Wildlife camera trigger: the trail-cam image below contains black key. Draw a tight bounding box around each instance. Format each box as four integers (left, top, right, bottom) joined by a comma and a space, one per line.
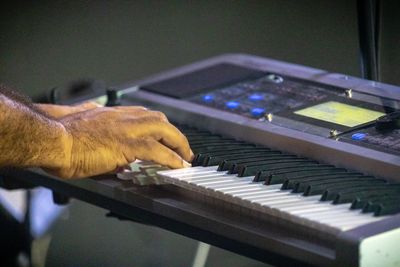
190, 139, 236, 146
182, 131, 211, 136
193, 145, 262, 165
323, 184, 398, 201
254, 162, 324, 182
237, 158, 309, 177
204, 150, 279, 167
203, 147, 274, 166
268, 167, 345, 185
334, 185, 400, 204
282, 172, 362, 190
375, 202, 400, 216
228, 155, 299, 174
198, 147, 270, 159
304, 177, 385, 196
332, 184, 400, 204
192, 143, 254, 154
218, 153, 291, 171
187, 136, 227, 142
289, 173, 365, 192
351, 193, 400, 210
197, 143, 254, 151
193, 147, 260, 166
362, 196, 400, 213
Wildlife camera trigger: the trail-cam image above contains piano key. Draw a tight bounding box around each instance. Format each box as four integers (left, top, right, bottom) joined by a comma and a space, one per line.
351, 194, 388, 210
188, 137, 235, 144
226, 184, 282, 196
282, 173, 363, 191
190, 140, 242, 147
210, 174, 364, 217
236, 158, 309, 176
192, 146, 260, 165
159, 166, 218, 176
175, 128, 397, 228
203, 150, 278, 167
255, 195, 322, 206
195, 177, 253, 188
260, 198, 382, 228
321, 185, 391, 202
353, 192, 400, 210
293, 175, 378, 193
363, 196, 400, 213
187, 135, 227, 142
304, 178, 385, 196
192, 144, 255, 154
196, 147, 271, 159
229, 155, 299, 171
333, 184, 400, 205
219, 153, 294, 172
267, 167, 346, 185
179, 173, 230, 182
255, 162, 324, 183
374, 203, 400, 216
157, 166, 385, 232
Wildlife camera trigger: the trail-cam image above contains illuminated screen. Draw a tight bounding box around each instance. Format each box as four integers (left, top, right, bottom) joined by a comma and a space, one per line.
294, 101, 385, 127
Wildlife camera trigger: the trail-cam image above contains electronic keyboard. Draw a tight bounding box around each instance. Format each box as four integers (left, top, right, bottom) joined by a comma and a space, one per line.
4, 54, 399, 267
112, 54, 400, 267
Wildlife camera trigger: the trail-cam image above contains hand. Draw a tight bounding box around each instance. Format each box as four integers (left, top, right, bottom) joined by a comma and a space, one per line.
47, 106, 193, 179
36, 101, 101, 118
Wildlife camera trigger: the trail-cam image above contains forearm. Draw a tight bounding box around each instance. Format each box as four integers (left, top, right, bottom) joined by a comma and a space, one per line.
0, 94, 71, 170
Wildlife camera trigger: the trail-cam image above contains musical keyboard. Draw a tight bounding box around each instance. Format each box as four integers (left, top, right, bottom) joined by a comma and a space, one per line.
158, 127, 394, 235
113, 54, 400, 266
3, 54, 399, 267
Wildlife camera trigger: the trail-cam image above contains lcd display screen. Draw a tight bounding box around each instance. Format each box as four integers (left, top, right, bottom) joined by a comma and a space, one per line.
294, 101, 385, 127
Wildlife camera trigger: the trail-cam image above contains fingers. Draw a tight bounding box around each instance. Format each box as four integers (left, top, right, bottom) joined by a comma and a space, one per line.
131, 118, 192, 162
125, 109, 169, 122
157, 123, 193, 162
65, 105, 193, 166
124, 138, 191, 169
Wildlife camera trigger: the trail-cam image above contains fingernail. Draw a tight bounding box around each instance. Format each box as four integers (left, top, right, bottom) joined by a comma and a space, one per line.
189, 150, 195, 161
183, 160, 192, 168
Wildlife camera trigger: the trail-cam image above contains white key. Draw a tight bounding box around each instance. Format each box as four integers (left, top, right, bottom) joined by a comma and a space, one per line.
157, 167, 386, 233
158, 166, 218, 177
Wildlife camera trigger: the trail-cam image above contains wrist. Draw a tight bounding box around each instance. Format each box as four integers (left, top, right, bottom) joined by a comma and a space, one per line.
32, 119, 73, 172
53, 121, 73, 170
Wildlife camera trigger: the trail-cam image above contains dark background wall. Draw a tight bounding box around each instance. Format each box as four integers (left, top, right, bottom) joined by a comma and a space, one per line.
1, 1, 399, 266
0, 0, 400, 95
2, 0, 398, 98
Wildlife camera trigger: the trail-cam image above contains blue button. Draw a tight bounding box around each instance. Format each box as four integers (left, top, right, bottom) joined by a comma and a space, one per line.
202, 94, 214, 102
251, 108, 265, 117
248, 94, 264, 101
351, 132, 366, 140
226, 101, 240, 109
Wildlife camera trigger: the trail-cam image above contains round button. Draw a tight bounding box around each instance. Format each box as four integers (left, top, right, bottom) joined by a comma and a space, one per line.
202, 94, 214, 103
251, 108, 265, 117
351, 132, 366, 141
248, 94, 263, 101
226, 101, 240, 109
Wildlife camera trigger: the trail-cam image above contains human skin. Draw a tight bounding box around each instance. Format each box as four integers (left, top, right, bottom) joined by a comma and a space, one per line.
0, 91, 193, 179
